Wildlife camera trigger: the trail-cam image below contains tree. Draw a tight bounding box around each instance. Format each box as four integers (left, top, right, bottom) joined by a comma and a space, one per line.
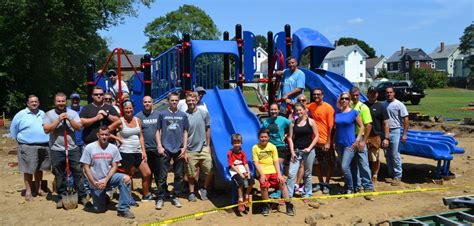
459, 23, 474, 75
144, 4, 220, 55
410, 68, 447, 89
337, 37, 376, 58
0, 1, 152, 114
255, 35, 268, 50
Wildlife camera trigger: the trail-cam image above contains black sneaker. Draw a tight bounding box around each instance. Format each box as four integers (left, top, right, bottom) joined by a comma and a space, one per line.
117, 211, 135, 219
286, 202, 295, 216
262, 204, 270, 216
56, 200, 63, 209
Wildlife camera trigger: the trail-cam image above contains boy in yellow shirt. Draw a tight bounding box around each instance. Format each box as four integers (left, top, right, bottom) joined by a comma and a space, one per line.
252, 128, 294, 216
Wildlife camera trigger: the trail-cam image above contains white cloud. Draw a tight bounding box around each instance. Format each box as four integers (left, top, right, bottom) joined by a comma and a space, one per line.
347, 17, 364, 24
401, 19, 435, 31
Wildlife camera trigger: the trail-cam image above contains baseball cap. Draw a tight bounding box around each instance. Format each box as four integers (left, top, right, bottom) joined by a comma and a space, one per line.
367, 86, 377, 93
70, 93, 80, 99
195, 87, 206, 94
107, 69, 117, 76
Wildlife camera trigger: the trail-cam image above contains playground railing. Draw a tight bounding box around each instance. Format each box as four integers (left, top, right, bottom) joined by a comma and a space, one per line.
151, 45, 183, 104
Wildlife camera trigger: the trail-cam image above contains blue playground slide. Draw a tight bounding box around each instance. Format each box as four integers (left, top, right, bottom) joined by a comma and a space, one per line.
203, 87, 260, 182
301, 68, 367, 109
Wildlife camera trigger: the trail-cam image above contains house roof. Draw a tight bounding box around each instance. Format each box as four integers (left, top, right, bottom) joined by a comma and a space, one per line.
405, 48, 432, 61
387, 48, 432, 62
256, 47, 268, 57
366, 57, 385, 68
429, 44, 459, 59
113, 54, 145, 68
324, 44, 369, 59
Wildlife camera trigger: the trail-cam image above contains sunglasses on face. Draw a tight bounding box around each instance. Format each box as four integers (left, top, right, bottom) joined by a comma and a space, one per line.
313, 93, 322, 96
92, 93, 104, 96
104, 98, 112, 101
298, 99, 306, 102
340, 97, 350, 101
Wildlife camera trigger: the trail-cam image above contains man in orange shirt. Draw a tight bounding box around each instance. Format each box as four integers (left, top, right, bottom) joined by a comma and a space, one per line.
306, 88, 335, 194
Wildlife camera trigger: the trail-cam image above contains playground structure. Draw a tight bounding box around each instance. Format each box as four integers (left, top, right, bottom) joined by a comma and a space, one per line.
87, 24, 464, 188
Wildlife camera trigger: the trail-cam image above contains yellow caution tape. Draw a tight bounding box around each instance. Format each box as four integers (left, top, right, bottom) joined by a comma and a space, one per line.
143, 186, 471, 226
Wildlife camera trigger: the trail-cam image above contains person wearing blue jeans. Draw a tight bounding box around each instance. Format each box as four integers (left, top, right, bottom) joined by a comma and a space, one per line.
383, 87, 409, 186
333, 92, 364, 194
349, 87, 373, 193
286, 103, 319, 199
80, 126, 135, 219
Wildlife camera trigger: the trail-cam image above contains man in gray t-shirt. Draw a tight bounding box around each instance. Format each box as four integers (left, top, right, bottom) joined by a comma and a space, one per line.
43, 92, 86, 208
382, 87, 409, 186
80, 126, 135, 219
184, 92, 212, 201
155, 92, 189, 209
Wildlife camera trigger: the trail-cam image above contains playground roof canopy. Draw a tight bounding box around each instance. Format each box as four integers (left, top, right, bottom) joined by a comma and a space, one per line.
191, 40, 240, 64
292, 28, 335, 67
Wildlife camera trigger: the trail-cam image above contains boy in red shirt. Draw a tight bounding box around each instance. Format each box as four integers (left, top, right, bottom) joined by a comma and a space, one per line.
228, 133, 254, 212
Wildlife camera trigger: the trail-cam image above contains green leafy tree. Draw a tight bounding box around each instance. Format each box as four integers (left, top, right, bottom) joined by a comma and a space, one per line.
255, 35, 268, 50
144, 4, 220, 55
410, 68, 447, 89
337, 37, 376, 58
376, 68, 389, 79
0, 1, 152, 114
459, 23, 474, 75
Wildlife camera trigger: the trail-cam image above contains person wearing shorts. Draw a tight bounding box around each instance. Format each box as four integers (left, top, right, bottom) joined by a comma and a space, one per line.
108, 101, 151, 203
307, 88, 335, 194
228, 133, 254, 212
184, 92, 213, 202
252, 128, 294, 217
365, 86, 390, 182
10, 95, 50, 201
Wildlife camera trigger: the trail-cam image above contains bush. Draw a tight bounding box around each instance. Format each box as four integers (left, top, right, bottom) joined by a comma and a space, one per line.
410, 68, 447, 89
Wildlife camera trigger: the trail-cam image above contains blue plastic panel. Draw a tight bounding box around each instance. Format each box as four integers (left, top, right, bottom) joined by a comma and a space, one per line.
292, 28, 335, 68
243, 31, 256, 82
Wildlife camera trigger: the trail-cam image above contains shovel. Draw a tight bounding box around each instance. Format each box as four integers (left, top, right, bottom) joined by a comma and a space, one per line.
62, 119, 78, 210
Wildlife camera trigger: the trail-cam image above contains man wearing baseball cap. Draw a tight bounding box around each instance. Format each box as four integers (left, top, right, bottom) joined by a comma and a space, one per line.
364, 87, 389, 183
177, 87, 208, 112
107, 69, 129, 101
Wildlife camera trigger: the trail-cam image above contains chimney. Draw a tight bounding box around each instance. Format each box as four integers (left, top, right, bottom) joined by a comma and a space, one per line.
400, 46, 404, 55
334, 40, 338, 47
440, 42, 445, 52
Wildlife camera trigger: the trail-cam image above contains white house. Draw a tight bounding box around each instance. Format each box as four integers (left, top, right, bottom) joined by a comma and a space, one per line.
322, 44, 369, 83
254, 47, 268, 80
366, 56, 387, 79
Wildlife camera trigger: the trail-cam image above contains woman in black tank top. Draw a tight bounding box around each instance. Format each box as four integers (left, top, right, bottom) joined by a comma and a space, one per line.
287, 103, 319, 199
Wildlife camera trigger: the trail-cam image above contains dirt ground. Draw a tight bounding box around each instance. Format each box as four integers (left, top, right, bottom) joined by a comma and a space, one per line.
0, 123, 473, 226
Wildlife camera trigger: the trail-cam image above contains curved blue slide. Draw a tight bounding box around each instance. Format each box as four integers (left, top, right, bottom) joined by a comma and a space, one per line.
301, 68, 367, 109
202, 87, 260, 182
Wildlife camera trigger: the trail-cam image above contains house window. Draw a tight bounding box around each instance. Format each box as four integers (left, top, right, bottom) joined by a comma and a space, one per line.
405, 61, 409, 68
426, 62, 430, 65
257, 52, 261, 58
360, 73, 363, 77
360, 60, 363, 65
332, 64, 336, 67
431, 62, 436, 69
415, 61, 420, 68
398, 63, 401, 70
389, 63, 394, 71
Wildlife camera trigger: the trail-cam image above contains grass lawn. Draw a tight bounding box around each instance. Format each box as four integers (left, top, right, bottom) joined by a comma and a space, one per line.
242, 87, 474, 121
406, 88, 473, 121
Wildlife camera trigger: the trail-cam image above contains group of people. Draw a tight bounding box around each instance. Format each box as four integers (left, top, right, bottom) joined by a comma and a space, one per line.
9, 57, 409, 219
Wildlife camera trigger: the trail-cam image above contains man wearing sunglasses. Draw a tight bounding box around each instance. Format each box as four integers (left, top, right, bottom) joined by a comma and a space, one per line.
107, 69, 129, 101
306, 88, 335, 194
80, 86, 119, 145
275, 56, 305, 108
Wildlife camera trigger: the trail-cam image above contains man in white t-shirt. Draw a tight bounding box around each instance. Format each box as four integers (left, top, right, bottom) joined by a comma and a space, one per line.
107, 69, 129, 100
178, 86, 208, 112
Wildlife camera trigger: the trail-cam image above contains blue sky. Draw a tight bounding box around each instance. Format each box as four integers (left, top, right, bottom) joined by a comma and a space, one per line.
99, 0, 473, 57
